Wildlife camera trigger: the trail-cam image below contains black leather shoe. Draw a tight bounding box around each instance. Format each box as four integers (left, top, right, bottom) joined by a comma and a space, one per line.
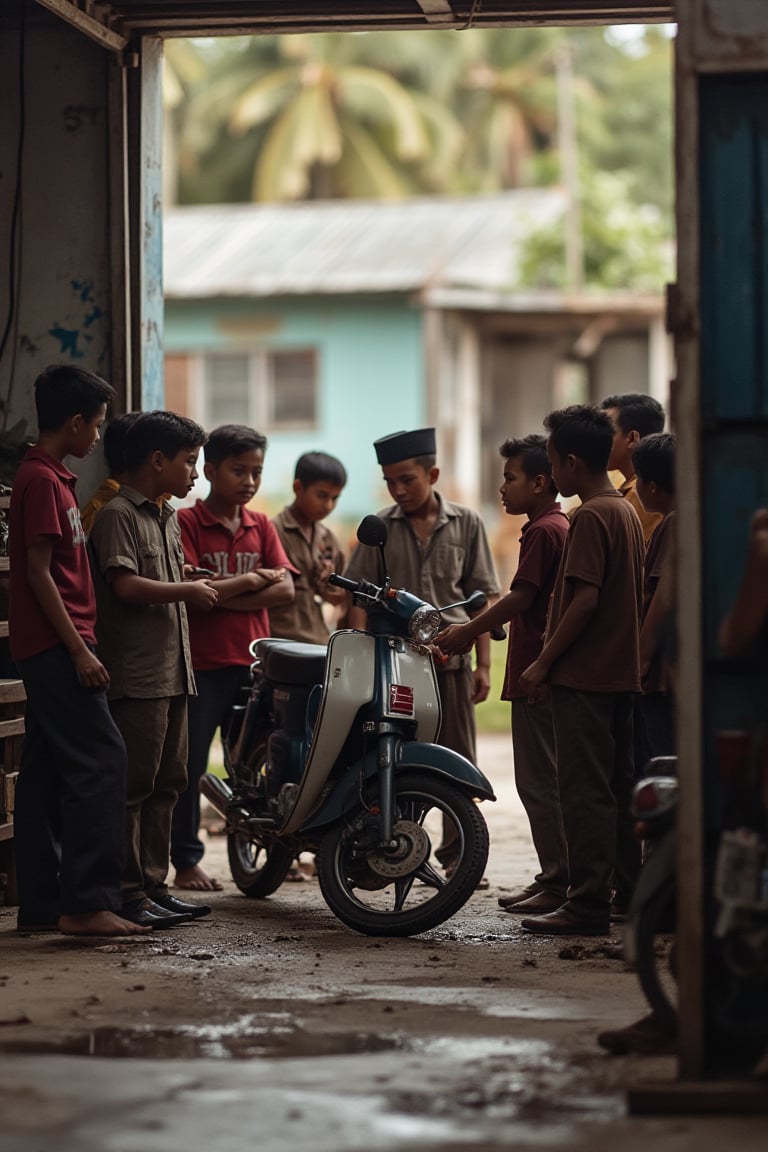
121, 898, 193, 929
520, 904, 610, 936
151, 893, 211, 919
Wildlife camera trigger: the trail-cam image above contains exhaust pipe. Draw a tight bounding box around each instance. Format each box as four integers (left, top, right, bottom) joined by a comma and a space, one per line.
200, 773, 234, 819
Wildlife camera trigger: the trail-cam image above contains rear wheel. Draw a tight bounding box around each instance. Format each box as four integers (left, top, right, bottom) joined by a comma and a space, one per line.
316, 771, 489, 936
225, 738, 294, 898
227, 834, 294, 898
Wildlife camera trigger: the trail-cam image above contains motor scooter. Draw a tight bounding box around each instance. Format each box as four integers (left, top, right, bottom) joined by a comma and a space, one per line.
201, 514, 496, 937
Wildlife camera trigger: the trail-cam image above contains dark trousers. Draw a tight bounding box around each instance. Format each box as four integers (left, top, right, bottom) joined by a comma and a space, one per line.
550, 685, 641, 915
511, 696, 568, 896
435, 660, 478, 868
14, 645, 126, 920
110, 694, 188, 902
171, 666, 251, 872
635, 691, 676, 775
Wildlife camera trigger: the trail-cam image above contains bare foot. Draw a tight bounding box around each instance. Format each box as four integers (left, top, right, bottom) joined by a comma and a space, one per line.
58, 910, 152, 936
173, 865, 223, 892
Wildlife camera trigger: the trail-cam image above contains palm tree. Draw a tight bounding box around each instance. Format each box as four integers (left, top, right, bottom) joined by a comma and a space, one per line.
226, 33, 464, 201
456, 27, 562, 190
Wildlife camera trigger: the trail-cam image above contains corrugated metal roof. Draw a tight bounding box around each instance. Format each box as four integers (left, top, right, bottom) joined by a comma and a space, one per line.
163, 191, 567, 298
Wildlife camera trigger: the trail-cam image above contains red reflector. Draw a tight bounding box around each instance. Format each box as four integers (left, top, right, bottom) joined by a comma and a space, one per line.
633, 783, 660, 813
389, 684, 415, 715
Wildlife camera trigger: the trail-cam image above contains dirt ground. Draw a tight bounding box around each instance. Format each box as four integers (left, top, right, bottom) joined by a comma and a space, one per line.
0, 734, 766, 1151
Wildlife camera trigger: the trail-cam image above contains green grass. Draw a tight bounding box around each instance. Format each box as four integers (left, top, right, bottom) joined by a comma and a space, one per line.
474, 638, 512, 734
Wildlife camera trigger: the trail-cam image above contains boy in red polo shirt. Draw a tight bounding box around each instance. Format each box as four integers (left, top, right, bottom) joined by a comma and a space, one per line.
9, 365, 149, 936
173, 424, 296, 891
435, 435, 569, 913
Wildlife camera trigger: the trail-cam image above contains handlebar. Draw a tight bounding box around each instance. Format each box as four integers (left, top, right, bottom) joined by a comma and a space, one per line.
327, 573, 360, 593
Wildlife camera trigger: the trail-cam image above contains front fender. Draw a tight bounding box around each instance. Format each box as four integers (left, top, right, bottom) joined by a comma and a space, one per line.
397, 742, 496, 801
302, 742, 495, 833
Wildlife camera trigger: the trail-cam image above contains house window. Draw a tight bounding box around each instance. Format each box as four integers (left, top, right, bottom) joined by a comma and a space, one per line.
202, 349, 318, 431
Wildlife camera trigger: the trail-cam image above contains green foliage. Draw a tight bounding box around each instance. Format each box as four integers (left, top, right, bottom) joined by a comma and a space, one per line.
519, 169, 673, 291
164, 25, 675, 288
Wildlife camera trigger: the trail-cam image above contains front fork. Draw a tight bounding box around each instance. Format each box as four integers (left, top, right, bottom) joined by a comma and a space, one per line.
375, 728, 400, 848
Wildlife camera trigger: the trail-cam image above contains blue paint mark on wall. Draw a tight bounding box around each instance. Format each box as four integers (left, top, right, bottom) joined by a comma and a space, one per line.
71, 278, 96, 304
48, 324, 84, 358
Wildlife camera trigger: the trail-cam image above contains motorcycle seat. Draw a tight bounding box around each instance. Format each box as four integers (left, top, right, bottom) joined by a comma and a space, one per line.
255, 639, 328, 686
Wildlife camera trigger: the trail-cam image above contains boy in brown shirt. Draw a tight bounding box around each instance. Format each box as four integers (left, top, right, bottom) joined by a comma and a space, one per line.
600, 392, 665, 543
519, 405, 644, 936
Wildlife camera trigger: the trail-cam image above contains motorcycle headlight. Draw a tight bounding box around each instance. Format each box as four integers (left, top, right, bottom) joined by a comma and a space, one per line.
408, 605, 442, 645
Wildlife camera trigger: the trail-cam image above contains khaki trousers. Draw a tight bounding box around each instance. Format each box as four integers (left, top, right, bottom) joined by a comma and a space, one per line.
110, 694, 188, 903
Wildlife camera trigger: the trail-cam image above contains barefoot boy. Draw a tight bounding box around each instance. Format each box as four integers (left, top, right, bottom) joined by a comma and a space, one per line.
10, 365, 149, 936
519, 405, 644, 936
436, 435, 569, 913
89, 411, 219, 927
173, 424, 296, 892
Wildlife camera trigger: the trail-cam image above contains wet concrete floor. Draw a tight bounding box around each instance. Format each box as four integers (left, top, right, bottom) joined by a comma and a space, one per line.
0, 735, 766, 1151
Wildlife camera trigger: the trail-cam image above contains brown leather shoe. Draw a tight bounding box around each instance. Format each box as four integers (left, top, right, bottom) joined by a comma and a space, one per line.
520, 904, 610, 936
500, 891, 565, 915
597, 1012, 676, 1055
497, 884, 540, 910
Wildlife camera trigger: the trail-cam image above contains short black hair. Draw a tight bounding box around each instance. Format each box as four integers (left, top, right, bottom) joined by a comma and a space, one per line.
500, 434, 557, 495
632, 432, 676, 494
102, 412, 142, 475
544, 405, 614, 473
124, 411, 206, 472
600, 393, 665, 438
34, 365, 114, 432
204, 424, 268, 465
295, 451, 347, 488
413, 455, 437, 470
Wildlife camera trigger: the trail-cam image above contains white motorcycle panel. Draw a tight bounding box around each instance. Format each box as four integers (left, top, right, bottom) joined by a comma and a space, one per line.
280, 630, 376, 835
387, 644, 441, 743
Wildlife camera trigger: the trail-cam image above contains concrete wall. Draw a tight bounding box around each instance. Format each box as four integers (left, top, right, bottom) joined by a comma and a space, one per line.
0, 16, 113, 492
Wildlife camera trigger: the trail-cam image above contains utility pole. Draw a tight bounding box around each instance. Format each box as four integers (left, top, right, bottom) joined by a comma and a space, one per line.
556, 38, 584, 291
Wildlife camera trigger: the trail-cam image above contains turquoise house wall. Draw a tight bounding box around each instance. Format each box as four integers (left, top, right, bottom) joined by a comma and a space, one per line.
164, 294, 425, 528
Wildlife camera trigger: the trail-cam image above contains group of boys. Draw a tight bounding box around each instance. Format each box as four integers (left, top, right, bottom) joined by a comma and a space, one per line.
9, 361, 676, 945
10, 366, 348, 934
438, 395, 676, 937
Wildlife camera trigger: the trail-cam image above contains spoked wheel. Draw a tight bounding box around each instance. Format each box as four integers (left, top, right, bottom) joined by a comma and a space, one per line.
316, 771, 489, 936
227, 834, 294, 898
635, 878, 678, 1032
225, 739, 294, 898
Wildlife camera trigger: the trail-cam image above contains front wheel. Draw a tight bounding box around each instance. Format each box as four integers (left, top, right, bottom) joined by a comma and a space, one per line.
316, 771, 489, 936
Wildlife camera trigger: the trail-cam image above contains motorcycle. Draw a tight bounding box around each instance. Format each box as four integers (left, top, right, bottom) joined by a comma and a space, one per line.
201, 513, 496, 937
623, 758, 679, 1033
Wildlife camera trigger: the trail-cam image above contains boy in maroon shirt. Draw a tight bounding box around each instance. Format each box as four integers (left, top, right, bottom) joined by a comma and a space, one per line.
436, 435, 569, 912
519, 404, 644, 936
173, 424, 296, 891
9, 365, 148, 936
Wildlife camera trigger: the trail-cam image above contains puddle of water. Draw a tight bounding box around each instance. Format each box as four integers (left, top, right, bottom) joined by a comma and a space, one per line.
295, 982, 595, 1021
0, 1018, 404, 1061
